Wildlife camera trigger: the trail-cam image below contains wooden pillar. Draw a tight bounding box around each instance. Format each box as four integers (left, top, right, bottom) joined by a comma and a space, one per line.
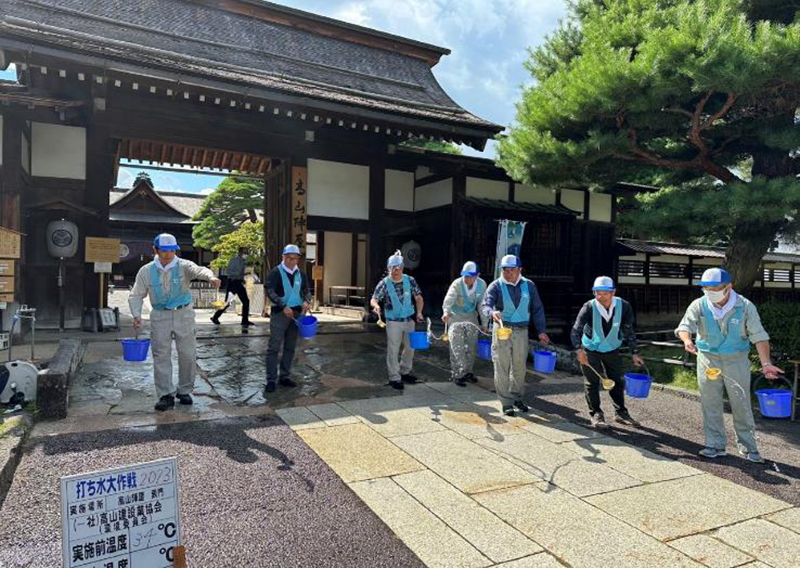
450, 172, 466, 279
1, 114, 23, 232
82, 125, 117, 309
508, 180, 515, 203
687, 257, 694, 286
367, 162, 386, 292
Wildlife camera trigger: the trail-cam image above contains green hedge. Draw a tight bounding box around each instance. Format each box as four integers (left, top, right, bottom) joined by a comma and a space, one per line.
754, 301, 800, 363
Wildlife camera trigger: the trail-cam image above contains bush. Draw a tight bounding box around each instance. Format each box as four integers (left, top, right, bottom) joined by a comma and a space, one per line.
753, 301, 800, 363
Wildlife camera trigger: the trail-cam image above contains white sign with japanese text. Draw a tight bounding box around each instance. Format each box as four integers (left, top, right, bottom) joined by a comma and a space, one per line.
61, 457, 181, 568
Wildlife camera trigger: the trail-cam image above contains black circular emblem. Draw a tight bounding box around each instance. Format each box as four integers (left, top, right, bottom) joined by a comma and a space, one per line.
51, 229, 73, 247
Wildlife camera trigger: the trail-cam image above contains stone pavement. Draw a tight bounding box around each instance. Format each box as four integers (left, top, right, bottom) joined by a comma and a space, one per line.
278, 381, 800, 568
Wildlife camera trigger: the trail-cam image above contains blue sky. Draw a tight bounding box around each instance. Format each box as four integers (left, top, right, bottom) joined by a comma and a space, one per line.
3, 1, 569, 194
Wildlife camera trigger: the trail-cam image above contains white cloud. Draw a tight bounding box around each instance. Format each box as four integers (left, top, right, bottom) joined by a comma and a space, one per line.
198, 187, 216, 195
116, 168, 136, 188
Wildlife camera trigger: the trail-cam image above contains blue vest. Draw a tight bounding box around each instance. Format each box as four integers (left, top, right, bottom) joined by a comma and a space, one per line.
500, 279, 530, 324
582, 297, 623, 352
150, 262, 192, 310
452, 278, 486, 313
384, 276, 414, 320
696, 299, 750, 354
279, 267, 303, 308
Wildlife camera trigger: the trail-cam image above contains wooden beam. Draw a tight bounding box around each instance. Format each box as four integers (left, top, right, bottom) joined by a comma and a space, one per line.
160, 143, 168, 164
415, 172, 451, 188
240, 154, 249, 172
182, 146, 190, 166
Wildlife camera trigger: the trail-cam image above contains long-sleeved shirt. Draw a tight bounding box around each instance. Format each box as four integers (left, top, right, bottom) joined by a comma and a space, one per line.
372, 276, 422, 320
675, 295, 769, 344
442, 277, 488, 326
227, 256, 246, 280
481, 277, 546, 333
265, 266, 312, 315
129, 258, 214, 318
571, 298, 638, 354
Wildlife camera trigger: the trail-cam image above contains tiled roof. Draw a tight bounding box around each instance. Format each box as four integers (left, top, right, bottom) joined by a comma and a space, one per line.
464, 197, 576, 217
618, 239, 800, 264
1, 0, 501, 144
109, 187, 206, 219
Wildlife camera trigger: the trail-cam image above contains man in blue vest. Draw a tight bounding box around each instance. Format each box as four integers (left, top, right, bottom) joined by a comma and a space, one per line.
370, 250, 425, 390
129, 233, 220, 411
572, 276, 644, 429
265, 244, 312, 394
676, 268, 783, 463
442, 261, 488, 386
482, 254, 549, 416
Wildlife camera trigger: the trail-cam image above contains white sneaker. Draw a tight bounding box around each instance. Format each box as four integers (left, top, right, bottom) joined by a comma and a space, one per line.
738, 448, 765, 463
699, 447, 727, 459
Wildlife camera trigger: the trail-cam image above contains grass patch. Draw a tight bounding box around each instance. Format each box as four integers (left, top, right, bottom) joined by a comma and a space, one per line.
631, 344, 699, 392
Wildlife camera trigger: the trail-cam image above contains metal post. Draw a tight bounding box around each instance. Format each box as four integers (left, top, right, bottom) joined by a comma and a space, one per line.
58, 259, 65, 332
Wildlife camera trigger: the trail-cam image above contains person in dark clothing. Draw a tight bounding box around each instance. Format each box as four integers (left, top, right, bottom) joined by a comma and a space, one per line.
571, 276, 644, 429
264, 244, 312, 394
211, 247, 252, 326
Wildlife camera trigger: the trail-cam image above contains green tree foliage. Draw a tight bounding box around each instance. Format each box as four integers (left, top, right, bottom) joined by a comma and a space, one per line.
401, 138, 463, 155
498, 0, 800, 290
192, 175, 264, 250
210, 221, 265, 271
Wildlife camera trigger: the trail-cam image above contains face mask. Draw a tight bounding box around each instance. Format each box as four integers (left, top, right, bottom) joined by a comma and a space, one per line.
704, 288, 728, 303
242, 254, 248, 259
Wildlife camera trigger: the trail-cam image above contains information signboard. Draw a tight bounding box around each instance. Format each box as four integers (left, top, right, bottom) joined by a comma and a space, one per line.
85, 237, 121, 264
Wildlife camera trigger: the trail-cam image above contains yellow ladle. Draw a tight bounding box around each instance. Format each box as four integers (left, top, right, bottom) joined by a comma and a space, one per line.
706, 367, 722, 381
496, 320, 512, 341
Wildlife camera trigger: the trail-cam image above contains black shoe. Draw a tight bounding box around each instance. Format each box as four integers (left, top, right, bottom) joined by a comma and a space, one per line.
503, 406, 516, 417
465, 373, 478, 383
454, 377, 467, 387
241, 321, 255, 327
514, 400, 529, 413
264, 381, 276, 393
278, 377, 297, 388
210, 316, 221, 325
176, 393, 193, 405
388, 380, 405, 391
155, 395, 175, 412
590, 413, 609, 429
615, 411, 640, 427
401, 374, 419, 384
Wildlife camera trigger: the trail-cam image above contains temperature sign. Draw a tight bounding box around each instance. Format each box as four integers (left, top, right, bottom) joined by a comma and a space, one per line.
60, 457, 182, 568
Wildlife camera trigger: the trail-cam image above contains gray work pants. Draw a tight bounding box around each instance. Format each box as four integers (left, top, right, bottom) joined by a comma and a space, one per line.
697, 351, 758, 453
267, 311, 299, 382
448, 312, 480, 379
492, 326, 529, 407
150, 306, 197, 398
386, 320, 415, 382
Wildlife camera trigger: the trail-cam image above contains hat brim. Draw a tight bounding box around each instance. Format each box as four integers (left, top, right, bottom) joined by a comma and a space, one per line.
697, 281, 728, 287
592, 286, 615, 291
156, 244, 180, 251
461, 271, 478, 277
500, 264, 519, 269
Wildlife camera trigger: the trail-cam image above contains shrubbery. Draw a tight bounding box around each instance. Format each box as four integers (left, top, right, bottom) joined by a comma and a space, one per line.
755, 302, 800, 363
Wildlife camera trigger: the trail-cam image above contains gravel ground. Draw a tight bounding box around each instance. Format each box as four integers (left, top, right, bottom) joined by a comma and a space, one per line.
0, 416, 425, 568
524, 372, 800, 506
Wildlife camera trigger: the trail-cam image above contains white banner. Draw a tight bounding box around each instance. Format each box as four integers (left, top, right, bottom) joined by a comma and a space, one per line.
494, 220, 527, 278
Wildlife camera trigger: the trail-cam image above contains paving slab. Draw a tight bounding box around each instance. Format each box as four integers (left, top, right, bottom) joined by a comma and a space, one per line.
349, 477, 491, 568
568, 436, 703, 483
763, 507, 800, 534
668, 534, 754, 568
298, 423, 424, 483
393, 470, 541, 563
715, 519, 800, 568
430, 408, 527, 440
477, 432, 642, 497
517, 420, 605, 444
474, 483, 703, 568
275, 406, 326, 430
494, 553, 567, 568
586, 474, 791, 541
392, 430, 539, 495
305, 402, 359, 426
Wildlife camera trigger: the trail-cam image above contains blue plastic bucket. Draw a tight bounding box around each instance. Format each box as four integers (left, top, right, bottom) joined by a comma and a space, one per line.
533, 350, 556, 374
756, 389, 793, 418
624, 373, 652, 399
477, 339, 492, 361
298, 315, 318, 339
122, 339, 150, 362
409, 331, 429, 350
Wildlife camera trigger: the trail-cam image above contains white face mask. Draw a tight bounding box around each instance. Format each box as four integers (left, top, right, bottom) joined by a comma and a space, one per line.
241, 254, 248, 259
704, 287, 728, 303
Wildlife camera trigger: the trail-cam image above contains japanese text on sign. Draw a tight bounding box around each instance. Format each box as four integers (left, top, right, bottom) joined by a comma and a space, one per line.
61, 457, 181, 568
291, 167, 307, 255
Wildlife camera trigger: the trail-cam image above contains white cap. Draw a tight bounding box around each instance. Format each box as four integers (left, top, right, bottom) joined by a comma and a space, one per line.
153, 233, 180, 251
697, 267, 731, 286
500, 254, 520, 268
387, 250, 404, 268
461, 261, 478, 276
592, 276, 615, 291
282, 244, 301, 256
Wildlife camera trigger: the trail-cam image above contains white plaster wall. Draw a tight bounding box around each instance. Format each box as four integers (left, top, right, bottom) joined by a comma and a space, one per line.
308, 158, 369, 219
618, 276, 645, 284
765, 281, 792, 289
21, 131, 29, 174
323, 231, 353, 303
385, 169, 414, 211
515, 184, 556, 205
415, 178, 452, 211
561, 189, 585, 218
466, 177, 507, 200
589, 193, 613, 223
31, 122, 86, 179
